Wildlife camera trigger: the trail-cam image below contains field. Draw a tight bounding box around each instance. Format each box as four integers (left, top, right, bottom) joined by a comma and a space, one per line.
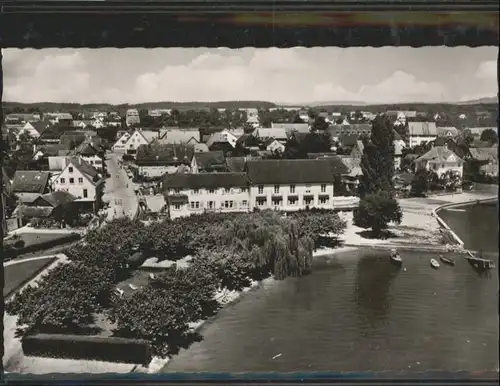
4, 257, 57, 298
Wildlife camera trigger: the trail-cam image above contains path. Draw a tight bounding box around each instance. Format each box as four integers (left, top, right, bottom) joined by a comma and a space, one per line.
102, 152, 139, 220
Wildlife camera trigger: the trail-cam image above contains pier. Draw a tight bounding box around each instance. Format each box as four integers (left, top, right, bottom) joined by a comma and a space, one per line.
464, 251, 496, 270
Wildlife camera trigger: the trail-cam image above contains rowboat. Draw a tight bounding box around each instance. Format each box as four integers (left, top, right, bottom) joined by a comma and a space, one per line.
430, 258, 440, 269
439, 255, 455, 266
390, 249, 403, 266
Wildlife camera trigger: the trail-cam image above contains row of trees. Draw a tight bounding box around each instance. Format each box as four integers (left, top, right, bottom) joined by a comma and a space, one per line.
7, 210, 346, 357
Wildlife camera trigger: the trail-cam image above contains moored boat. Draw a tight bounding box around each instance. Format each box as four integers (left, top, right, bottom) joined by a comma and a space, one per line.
430, 258, 440, 269
390, 249, 403, 266
439, 255, 455, 266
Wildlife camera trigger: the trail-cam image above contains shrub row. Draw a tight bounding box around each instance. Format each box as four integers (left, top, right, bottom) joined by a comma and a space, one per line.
6, 233, 81, 259
22, 333, 152, 365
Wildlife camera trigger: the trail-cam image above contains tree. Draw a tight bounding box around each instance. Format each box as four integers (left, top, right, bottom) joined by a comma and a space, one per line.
311, 116, 329, 131
410, 167, 429, 197
358, 114, 395, 197
480, 128, 498, 144
353, 192, 403, 237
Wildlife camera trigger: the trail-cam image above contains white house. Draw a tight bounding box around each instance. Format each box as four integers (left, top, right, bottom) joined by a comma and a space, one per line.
113, 129, 159, 154
51, 157, 104, 212
252, 127, 288, 143
135, 144, 194, 179
263, 138, 286, 153
205, 129, 241, 149
112, 132, 131, 152
68, 140, 105, 172
162, 173, 251, 219
245, 159, 335, 211
393, 131, 406, 171
271, 122, 310, 136
408, 121, 438, 147
125, 109, 140, 127
20, 121, 50, 139
414, 145, 464, 178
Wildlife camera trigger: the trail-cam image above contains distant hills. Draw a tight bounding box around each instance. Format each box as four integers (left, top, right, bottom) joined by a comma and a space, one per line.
457, 96, 498, 105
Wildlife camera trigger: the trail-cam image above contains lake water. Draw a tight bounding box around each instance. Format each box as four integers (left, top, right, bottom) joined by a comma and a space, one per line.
164, 201, 499, 373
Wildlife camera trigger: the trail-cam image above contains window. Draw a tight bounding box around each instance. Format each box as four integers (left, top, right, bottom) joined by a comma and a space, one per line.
94, 160, 102, 165
272, 197, 283, 206
320, 196, 329, 204
78, 177, 84, 184
258, 185, 264, 194
304, 197, 313, 205
60, 178, 66, 184
69, 178, 75, 184
83, 189, 88, 198
174, 188, 181, 193
193, 189, 200, 195
274, 185, 280, 194
224, 200, 234, 209
224, 188, 231, 194
241, 187, 248, 192
174, 204, 181, 210
288, 197, 298, 205
208, 201, 215, 209
241, 200, 248, 207
68, 167, 74, 173
305, 184, 311, 192
321, 184, 327, 193
89, 160, 94, 165
289, 185, 295, 193
190, 201, 200, 209
256, 198, 267, 207
208, 189, 215, 194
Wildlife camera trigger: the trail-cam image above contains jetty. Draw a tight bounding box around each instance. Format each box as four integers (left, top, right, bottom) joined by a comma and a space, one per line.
464, 250, 496, 270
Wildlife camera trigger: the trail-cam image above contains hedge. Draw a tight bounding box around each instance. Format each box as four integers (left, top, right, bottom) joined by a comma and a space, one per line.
22, 333, 152, 365
4, 232, 81, 259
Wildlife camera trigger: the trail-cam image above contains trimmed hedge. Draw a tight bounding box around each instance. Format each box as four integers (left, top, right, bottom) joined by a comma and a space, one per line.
4, 232, 81, 259
22, 333, 152, 365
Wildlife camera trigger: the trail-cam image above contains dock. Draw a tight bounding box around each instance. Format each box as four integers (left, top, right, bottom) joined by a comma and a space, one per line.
464, 251, 496, 270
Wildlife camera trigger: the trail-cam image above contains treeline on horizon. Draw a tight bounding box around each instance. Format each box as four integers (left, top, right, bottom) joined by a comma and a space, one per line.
3, 98, 498, 116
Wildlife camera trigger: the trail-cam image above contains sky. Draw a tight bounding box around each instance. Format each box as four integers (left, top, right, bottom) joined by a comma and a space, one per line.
2, 47, 497, 105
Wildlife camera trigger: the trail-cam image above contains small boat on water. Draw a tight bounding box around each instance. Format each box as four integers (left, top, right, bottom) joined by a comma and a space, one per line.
390, 249, 403, 266
439, 255, 455, 266
430, 258, 440, 269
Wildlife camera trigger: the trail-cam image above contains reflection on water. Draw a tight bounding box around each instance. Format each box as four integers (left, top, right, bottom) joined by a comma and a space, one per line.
165, 202, 499, 373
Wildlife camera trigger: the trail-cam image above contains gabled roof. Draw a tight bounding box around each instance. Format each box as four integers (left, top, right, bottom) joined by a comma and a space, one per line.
271, 122, 310, 134
306, 154, 350, 175
69, 140, 102, 157
26, 121, 51, 135
225, 157, 247, 172
66, 157, 100, 181
437, 126, 459, 137
263, 138, 282, 147
245, 159, 334, 185
158, 129, 201, 144
38, 144, 71, 157
415, 146, 463, 164
469, 147, 498, 162
11, 171, 51, 193
193, 151, 226, 170
136, 144, 195, 165
37, 190, 76, 207
408, 122, 438, 136
252, 127, 288, 140
340, 134, 360, 147
137, 129, 160, 143
326, 124, 372, 137
163, 172, 249, 190
393, 130, 403, 141
13, 206, 54, 218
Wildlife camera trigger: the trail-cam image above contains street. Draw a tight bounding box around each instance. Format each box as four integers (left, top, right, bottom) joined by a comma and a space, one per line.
102, 152, 139, 220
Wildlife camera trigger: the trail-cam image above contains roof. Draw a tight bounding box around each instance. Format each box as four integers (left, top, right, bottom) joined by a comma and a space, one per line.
66, 157, 99, 180
470, 139, 493, 148
468, 127, 497, 136
338, 156, 361, 172
194, 143, 210, 153
408, 122, 438, 136
340, 134, 360, 147
11, 171, 51, 193
309, 155, 350, 175
263, 138, 283, 147
225, 157, 247, 172
271, 122, 310, 134
39, 144, 71, 157
27, 121, 51, 135
469, 147, 498, 162
13, 206, 54, 218
159, 129, 201, 144
138, 130, 160, 143
136, 144, 195, 165
193, 151, 226, 170
252, 127, 288, 140
37, 191, 76, 207
393, 130, 403, 141
415, 146, 463, 164
245, 159, 334, 185
326, 124, 372, 137
16, 192, 42, 204
163, 173, 249, 190
69, 140, 102, 157
437, 126, 459, 137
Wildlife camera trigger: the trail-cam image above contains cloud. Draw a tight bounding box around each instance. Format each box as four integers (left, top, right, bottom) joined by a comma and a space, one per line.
313, 71, 445, 103
474, 60, 497, 81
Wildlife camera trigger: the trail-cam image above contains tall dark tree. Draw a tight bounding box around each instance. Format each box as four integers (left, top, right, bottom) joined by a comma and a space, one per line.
480, 128, 498, 144
311, 117, 329, 131
358, 114, 395, 197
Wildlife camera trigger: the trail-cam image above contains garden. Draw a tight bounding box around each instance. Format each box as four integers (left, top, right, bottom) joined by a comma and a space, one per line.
6, 210, 347, 364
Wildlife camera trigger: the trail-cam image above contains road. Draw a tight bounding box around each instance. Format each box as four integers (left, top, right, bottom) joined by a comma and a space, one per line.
102, 152, 139, 220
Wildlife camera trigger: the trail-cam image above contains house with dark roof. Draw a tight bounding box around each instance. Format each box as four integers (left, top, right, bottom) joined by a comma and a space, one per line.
14, 191, 77, 224
51, 157, 104, 213
469, 147, 498, 177
326, 124, 372, 141
191, 151, 227, 173
245, 159, 335, 211
414, 144, 464, 178
162, 173, 251, 219
11, 171, 52, 205
156, 128, 201, 145
271, 122, 310, 135
408, 122, 438, 147
20, 121, 51, 139
68, 139, 105, 172
252, 127, 288, 143
262, 138, 286, 154
135, 143, 195, 178
225, 157, 248, 173
437, 126, 459, 138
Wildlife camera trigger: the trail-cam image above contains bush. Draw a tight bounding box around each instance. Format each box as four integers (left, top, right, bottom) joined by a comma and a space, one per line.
22, 333, 152, 365
13, 239, 26, 248
353, 192, 403, 237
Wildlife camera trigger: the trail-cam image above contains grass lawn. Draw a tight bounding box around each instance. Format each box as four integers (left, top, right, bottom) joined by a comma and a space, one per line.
4, 257, 57, 298
6, 232, 75, 248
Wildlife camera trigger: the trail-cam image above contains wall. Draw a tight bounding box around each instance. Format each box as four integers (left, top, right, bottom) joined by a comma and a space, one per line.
249, 183, 334, 211
415, 160, 463, 178
138, 165, 178, 178
48, 156, 67, 171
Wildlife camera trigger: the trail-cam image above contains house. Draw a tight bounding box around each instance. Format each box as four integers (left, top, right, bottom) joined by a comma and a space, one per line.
33, 144, 70, 170
112, 131, 132, 152
115, 129, 160, 154
262, 138, 286, 154
51, 157, 104, 213
407, 121, 438, 147
162, 173, 251, 219
157, 128, 201, 145
414, 145, 464, 178
125, 109, 140, 127
339, 134, 360, 149
59, 130, 95, 150
469, 147, 498, 177
6, 113, 41, 123
135, 144, 195, 178
245, 159, 335, 211
68, 140, 105, 172
437, 126, 459, 138
194, 143, 210, 153
468, 127, 497, 139
20, 121, 50, 139
14, 190, 77, 224
393, 131, 406, 171
271, 122, 310, 135
350, 140, 364, 159
11, 171, 52, 204
326, 124, 371, 139
252, 127, 288, 143
191, 151, 227, 173
338, 156, 363, 193
205, 129, 242, 152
